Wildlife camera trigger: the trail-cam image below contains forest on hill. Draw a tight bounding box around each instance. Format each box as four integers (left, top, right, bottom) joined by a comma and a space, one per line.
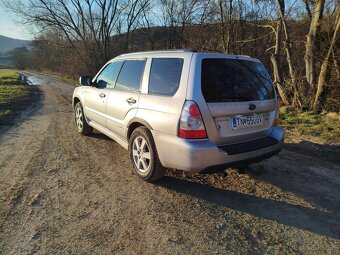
2, 0, 339, 112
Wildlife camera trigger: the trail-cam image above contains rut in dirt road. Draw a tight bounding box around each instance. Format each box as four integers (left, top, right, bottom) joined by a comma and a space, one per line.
0, 75, 339, 254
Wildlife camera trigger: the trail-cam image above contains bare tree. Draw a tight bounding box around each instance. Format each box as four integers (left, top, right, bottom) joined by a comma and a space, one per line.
217, 0, 234, 53
3, 0, 122, 68
2, 0, 339, 112
121, 0, 152, 51
140, 5, 156, 49
276, 0, 302, 107
304, 0, 325, 89
159, 0, 205, 48
313, 9, 340, 112
269, 21, 290, 105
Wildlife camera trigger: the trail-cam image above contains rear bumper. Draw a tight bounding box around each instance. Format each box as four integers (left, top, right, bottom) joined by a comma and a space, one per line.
152, 127, 284, 172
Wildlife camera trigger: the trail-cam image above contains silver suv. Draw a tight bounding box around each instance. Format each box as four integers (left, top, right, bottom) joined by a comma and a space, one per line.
72, 49, 284, 181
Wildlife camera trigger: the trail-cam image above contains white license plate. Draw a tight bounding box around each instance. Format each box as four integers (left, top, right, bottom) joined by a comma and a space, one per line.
231, 114, 264, 129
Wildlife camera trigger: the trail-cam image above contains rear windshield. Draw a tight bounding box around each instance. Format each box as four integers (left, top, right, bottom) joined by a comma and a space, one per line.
201, 58, 275, 102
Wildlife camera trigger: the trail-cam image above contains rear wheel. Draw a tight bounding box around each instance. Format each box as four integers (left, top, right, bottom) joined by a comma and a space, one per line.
74, 102, 93, 135
129, 127, 165, 181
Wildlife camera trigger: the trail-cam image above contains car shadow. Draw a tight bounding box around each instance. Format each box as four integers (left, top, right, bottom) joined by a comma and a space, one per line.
250, 142, 340, 216
88, 131, 112, 141
284, 141, 340, 165
157, 175, 340, 239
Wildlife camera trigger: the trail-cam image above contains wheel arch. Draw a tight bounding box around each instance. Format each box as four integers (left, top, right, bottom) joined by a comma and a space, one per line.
73, 97, 81, 108
127, 118, 153, 140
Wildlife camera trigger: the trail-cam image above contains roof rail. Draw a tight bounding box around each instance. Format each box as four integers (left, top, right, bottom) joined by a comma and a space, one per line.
236, 54, 251, 58
119, 49, 197, 56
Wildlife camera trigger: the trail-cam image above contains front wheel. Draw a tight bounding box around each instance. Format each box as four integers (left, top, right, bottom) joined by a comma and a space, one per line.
129, 127, 165, 182
74, 102, 93, 135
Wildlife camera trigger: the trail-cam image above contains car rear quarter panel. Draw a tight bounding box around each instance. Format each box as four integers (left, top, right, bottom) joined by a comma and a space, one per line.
135, 54, 193, 136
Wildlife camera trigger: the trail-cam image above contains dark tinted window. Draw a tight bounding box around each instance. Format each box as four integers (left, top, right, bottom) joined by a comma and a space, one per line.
115, 60, 146, 91
201, 59, 275, 102
96, 61, 123, 89
149, 58, 183, 96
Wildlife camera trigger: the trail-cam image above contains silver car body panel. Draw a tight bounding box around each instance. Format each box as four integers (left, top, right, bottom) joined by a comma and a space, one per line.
72, 50, 284, 172
187, 53, 277, 145
152, 127, 284, 172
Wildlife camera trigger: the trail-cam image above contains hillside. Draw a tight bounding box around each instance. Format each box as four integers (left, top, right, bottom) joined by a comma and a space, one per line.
0, 35, 31, 53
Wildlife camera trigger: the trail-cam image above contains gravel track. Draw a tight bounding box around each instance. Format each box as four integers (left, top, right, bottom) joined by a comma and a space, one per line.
0, 75, 339, 254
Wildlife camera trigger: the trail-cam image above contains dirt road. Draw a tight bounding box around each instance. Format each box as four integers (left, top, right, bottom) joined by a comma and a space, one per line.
0, 75, 339, 254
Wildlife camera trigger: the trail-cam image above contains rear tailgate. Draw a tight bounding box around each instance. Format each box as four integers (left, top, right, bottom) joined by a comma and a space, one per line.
207, 100, 276, 143
194, 55, 277, 145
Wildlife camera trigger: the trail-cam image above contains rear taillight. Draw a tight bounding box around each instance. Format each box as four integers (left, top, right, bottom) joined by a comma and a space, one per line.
178, 101, 207, 139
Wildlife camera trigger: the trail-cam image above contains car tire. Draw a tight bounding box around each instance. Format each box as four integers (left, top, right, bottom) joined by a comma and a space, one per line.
129, 126, 165, 182
74, 102, 93, 135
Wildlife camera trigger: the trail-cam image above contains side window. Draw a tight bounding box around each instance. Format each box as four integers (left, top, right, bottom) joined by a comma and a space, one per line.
149, 58, 183, 96
96, 61, 123, 89
115, 59, 146, 92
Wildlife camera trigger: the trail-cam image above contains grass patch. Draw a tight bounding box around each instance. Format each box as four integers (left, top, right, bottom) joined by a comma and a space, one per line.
280, 109, 340, 164
0, 69, 21, 85
0, 69, 39, 125
0, 85, 30, 104
279, 108, 340, 142
0, 69, 29, 105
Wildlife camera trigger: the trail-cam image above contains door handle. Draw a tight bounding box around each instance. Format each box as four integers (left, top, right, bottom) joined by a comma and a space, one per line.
126, 97, 137, 104
99, 93, 106, 98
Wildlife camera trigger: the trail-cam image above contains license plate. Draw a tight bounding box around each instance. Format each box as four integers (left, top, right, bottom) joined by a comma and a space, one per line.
231, 114, 264, 129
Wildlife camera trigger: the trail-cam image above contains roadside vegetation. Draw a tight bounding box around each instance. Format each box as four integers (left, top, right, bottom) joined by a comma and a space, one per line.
3, 0, 339, 113
280, 107, 340, 144
0, 69, 22, 85
280, 107, 340, 165
0, 69, 40, 130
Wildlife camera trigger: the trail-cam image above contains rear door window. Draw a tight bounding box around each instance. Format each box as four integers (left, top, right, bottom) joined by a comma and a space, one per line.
148, 58, 183, 96
115, 59, 146, 92
201, 59, 275, 102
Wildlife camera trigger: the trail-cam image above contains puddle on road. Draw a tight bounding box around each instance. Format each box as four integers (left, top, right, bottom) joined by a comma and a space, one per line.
19, 74, 48, 85
26, 76, 47, 85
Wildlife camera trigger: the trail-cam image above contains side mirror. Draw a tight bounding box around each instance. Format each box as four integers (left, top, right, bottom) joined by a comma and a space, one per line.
79, 76, 92, 86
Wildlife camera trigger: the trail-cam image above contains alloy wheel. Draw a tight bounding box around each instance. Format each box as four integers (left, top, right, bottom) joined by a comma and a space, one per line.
132, 136, 151, 173
75, 106, 83, 132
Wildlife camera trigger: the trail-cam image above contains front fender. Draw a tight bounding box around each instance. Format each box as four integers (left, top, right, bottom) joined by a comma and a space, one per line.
72, 87, 86, 109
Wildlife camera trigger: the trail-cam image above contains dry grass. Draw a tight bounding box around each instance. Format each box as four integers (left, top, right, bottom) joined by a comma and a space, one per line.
280, 108, 340, 143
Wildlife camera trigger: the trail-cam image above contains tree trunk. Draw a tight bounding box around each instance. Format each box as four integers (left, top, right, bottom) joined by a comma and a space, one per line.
226, 0, 233, 53
218, 0, 227, 53
332, 49, 340, 79
277, 0, 302, 107
304, 0, 324, 89
125, 32, 129, 51
271, 21, 290, 105
313, 10, 340, 112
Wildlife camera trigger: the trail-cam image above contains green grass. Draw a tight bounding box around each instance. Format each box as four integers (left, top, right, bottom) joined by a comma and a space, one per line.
0, 69, 20, 84
279, 108, 340, 142
0, 69, 30, 119
0, 85, 30, 104
0, 69, 28, 104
